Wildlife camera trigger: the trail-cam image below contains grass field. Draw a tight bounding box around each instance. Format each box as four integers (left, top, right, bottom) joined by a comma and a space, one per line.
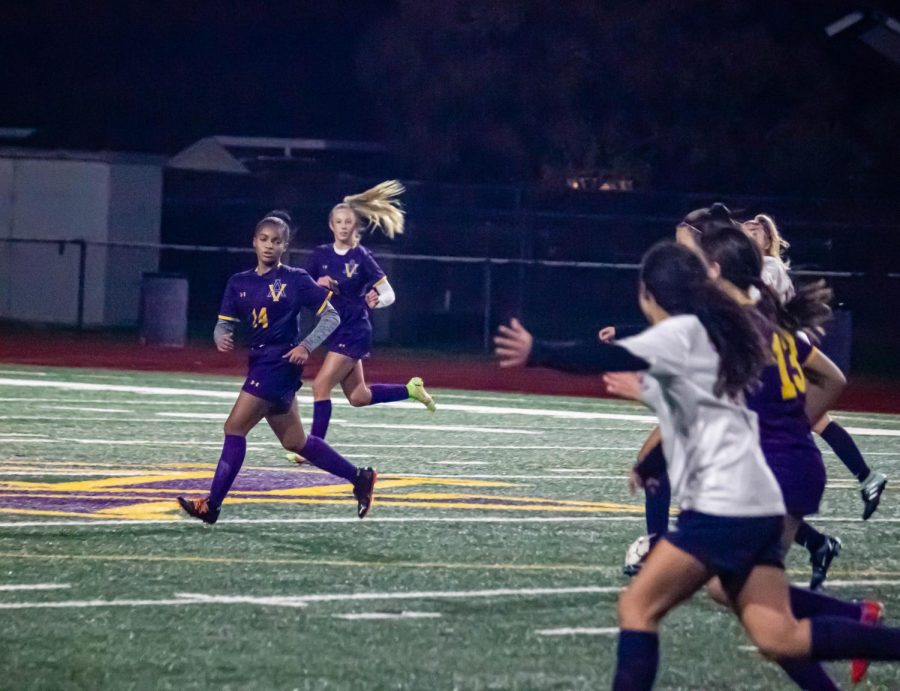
0, 364, 899, 690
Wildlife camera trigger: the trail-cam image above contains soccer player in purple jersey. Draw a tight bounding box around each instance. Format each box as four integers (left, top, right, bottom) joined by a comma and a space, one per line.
177, 211, 377, 524
742, 213, 887, 522
300, 181, 435, 445
695, 224, 885, 686
496, 242, 900, 690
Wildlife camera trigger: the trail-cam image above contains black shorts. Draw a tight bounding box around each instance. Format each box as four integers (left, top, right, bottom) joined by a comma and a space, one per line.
665, 510, 785, 602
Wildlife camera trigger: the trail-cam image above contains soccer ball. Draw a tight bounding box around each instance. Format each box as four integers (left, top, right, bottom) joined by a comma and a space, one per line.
623, 534, 654, 577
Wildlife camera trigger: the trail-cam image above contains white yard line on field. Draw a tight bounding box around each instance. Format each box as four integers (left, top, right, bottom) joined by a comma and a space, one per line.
0, 583, 70, 591
534, 627, 618, 636
0, 585, 622, 611
333, 611, 442, 620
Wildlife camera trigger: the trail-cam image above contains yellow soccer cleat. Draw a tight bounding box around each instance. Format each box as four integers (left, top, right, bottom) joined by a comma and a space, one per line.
406, 376, 436, 413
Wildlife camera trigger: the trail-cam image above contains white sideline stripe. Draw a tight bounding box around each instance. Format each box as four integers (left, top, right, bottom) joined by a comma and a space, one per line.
0, 585, 621, 611
334, 611, 442, 621
0, 432, 47, 438
154, 413, 543, 436
0, 377, 657, 422
178, 585, 622, 605
0, 516, 648, 528
331, 421, 543, 436
0, 583, 70, 591
813, 580, 900, 587
842, 426, 900, 437
42, 406, 134, 414
0, 438, 635, 451
0, 369, 47, 376
534, 627, 618, 636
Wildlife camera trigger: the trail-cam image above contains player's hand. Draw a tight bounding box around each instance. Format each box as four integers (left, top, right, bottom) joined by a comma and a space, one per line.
494, 318, 533, 368
603, 372, 642, 400
283, 345, 310, 365
365, 288, 380, 308
627, 467, 644, 495
214, 332, 234, 352
317, 276, 340, 293
598, 326, 616, 343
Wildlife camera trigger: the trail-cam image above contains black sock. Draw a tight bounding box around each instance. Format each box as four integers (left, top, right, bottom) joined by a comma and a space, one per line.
812, 616, 900, 661
613, 630, 658, 690
794, 521, 826, 553
777, 658, 839, 690
820, 421, 871, 482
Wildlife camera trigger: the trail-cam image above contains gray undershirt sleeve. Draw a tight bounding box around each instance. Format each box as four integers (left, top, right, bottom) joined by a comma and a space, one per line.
213, 319, 236, 343
300, 302, 340, 353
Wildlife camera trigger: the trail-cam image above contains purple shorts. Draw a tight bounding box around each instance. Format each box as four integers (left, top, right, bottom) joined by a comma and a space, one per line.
765, 449, 827, 518
242, 345, 303, 414
327, 321, 373, 361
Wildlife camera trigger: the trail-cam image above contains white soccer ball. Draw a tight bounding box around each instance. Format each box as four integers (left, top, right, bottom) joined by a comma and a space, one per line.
624, 534, 654, 572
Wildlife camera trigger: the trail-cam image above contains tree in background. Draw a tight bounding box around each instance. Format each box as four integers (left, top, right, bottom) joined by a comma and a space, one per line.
358, 0, 899, 193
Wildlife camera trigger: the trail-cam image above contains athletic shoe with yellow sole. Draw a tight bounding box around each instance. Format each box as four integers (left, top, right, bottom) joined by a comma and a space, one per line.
407, 376, 436, 413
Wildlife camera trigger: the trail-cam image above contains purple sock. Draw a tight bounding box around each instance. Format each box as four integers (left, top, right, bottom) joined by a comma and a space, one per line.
777, 659, 839, 690
300, 435, 357, 482
208, 434, 247, 508
811, 616, 900, 661
613, 630, 658, 691
369, 383, 409, 405
790, 586, 862, 621
311, 400, 333, 439
820, 421, 871, 481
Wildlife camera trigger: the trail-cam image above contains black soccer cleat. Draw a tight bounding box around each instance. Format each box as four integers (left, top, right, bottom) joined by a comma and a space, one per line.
353, 467, 377, 519
860, 472, 888, 521
177, 495, 220, 525
809, 535, 841, 590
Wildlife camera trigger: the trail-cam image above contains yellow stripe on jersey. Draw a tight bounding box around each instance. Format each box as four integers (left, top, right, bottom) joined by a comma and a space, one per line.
373, 275, 389, 288
217, 314, 240, 322
316, 291, 333, 316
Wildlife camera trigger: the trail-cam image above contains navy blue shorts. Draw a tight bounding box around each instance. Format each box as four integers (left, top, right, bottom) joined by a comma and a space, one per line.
767, 451, 826, 518
327, 322, 372, 361
242, 345, 303, 414
665, 511, 785, 601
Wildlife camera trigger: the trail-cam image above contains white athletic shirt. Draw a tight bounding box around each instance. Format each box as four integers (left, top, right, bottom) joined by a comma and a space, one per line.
761, 256, 795, 303
619, 315, 786, 517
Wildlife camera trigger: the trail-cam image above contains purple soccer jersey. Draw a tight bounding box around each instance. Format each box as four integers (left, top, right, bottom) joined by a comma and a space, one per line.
218, 264, 331, 411
745, 324, 825, 516
218, 264, 331, 348
307, 244, 386, 359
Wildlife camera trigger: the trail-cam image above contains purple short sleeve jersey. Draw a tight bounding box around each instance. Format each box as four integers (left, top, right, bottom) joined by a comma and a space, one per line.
307, 244, 386, 359
218, 264, 331, 349
745, 323, 824, 516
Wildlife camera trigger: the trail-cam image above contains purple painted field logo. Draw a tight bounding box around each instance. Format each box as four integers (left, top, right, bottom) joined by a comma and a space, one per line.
0, 466, 640, 521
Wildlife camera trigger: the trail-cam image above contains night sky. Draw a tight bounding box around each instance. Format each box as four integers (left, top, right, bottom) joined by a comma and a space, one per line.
3, 1, 900, 191
1, 1, 393, 152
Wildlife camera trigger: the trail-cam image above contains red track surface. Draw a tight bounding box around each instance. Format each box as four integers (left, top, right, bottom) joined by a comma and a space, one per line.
1, 330, 898, 413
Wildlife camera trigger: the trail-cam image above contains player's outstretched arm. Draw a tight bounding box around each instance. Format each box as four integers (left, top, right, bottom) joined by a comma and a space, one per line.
495, 318, 649, 374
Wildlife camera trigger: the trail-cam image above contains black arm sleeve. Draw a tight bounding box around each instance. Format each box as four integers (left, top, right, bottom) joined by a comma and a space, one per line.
527, 339, 649, 374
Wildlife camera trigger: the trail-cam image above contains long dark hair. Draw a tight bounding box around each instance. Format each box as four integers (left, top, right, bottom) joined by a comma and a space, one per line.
640, 241, 767, 398
681, 202, 742, 236
698, 226, 832, 339
255, 209, 293, 244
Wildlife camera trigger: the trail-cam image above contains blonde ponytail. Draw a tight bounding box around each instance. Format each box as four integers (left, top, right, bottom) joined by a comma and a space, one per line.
331, 180, 405, 244
754, 213, 790, 266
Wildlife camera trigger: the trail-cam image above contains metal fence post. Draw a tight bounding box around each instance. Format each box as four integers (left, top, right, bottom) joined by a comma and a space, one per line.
482, 259, 492, 352
75, 239, 87, 330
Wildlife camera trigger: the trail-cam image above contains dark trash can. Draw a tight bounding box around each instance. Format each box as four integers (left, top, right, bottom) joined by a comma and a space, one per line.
139, 273, 189, 347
